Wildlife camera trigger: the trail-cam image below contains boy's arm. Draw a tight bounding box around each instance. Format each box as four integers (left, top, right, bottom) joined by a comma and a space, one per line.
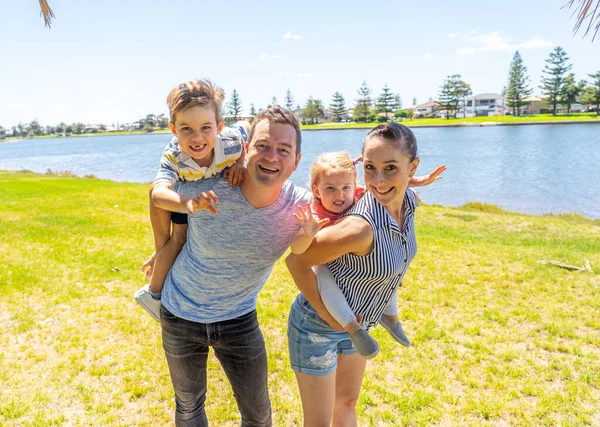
152, 183, 219, 215
290, 203, 329, 254
409, 164, 446, 187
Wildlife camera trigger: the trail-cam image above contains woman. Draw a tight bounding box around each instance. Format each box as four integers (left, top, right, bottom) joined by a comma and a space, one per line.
286, 122, 421, 426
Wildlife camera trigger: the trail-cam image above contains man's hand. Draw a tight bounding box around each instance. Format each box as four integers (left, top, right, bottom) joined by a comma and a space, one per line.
409, 164, 446, 187
293, 203, 330, 239
186, 191, 219, 215
141, 252, 156, 282
223, 164, 246, 187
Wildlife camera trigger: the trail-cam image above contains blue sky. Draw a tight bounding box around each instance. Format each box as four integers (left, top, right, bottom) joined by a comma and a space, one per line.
1, 0, 598, 127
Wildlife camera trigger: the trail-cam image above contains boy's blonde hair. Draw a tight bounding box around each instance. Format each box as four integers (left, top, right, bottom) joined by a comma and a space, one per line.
167, 79, 225, 123
309, 152, 357, 189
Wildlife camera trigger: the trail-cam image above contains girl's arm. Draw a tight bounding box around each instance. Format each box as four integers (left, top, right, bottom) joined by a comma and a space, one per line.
286, 215, 373, 330
290, 203, 330, 254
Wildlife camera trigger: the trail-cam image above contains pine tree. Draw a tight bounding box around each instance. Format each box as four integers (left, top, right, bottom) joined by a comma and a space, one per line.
561, 74, 585, 113
506, 51, 533, 116
540, 46, 572, 115
393, 94, 403, 111
375, 84, 395, 121
582, 71, 600, 115
227, 89, 243, 120
303, 97, 324, 124
271, 96, 278, 107
412, 97, 417, 106
249, 103, 257, 116
285, 89, 294, 110
330, 92, 347, 122
437, 75, 471, 119
354, 81, 372, 122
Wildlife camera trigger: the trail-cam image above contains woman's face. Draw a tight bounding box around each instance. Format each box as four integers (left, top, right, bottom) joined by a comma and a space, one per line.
362, 136, 419, 209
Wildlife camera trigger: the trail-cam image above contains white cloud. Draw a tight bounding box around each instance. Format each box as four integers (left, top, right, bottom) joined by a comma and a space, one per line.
297, 73, 313, 78
447, 32, 460, 39
453, 31, 553, 55
457, 47, 476, 55
519, 37, 554, 49
258, 53, 283, 59
420, 53, 434, 59
247, 63, 257, 68
275, 72, 291, 77
282, 31, 302, 40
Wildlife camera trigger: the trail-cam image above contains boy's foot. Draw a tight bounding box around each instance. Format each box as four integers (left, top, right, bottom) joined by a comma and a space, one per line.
134, 284, 161, 323
350, 330, 380, 359
380, 316, 411, 347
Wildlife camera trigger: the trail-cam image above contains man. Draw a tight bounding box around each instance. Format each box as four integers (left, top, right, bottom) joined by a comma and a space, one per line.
154, 107, 310, 426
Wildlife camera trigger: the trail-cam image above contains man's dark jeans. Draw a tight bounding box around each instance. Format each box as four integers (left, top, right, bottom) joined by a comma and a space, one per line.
160, 306, 272, 427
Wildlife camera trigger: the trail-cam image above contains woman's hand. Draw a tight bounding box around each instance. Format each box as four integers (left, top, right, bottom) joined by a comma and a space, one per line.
409, 164, 446, 187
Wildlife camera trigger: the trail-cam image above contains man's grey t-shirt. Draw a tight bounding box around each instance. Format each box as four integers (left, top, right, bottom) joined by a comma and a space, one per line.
161, 177, 311, 323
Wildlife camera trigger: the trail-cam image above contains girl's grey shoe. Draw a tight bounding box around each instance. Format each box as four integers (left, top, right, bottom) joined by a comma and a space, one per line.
350, 330, 380, 359
380, 316, 412, 347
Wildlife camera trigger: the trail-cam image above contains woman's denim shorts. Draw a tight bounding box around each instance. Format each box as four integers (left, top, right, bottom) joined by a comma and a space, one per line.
287, 293, 357, 376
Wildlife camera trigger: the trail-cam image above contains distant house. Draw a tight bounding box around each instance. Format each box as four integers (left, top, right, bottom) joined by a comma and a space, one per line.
519, 95, 544, 115
413, 101, 439, 117
465, 93, 505, 116
515, 95, 585, 115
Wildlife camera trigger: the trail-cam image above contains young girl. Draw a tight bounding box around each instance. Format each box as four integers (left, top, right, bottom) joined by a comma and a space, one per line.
290, 152, 444, 358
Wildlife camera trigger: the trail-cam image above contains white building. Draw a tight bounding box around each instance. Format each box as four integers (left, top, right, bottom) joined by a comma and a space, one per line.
413, 101, 439, 117
465, 93, 505, 116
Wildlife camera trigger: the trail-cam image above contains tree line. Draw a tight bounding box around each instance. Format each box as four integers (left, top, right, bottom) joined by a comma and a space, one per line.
506, 46, 600, 116
3, 47, 600, 139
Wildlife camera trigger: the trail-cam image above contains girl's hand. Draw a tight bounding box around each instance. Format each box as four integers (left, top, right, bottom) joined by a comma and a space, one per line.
409, 164, 446, 187
186, 191, 218, 215
293, 203, 330, 239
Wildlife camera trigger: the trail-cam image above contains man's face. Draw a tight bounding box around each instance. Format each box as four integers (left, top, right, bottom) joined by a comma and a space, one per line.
245, 119, 301, 189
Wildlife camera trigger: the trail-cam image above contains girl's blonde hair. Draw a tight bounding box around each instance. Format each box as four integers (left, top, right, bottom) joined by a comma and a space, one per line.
308, 152, 357, 189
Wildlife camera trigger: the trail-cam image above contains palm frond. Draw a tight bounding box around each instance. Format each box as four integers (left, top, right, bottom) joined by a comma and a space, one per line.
39, 0, 55, 28
564, 0, 600, 41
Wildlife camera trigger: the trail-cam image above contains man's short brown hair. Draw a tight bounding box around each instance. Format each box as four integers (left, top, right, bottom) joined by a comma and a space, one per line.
167, 79, 225, 123
248, 107, 302, 155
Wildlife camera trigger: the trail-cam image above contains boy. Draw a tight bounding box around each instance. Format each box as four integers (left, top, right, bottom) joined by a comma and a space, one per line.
135, 79, 249, 322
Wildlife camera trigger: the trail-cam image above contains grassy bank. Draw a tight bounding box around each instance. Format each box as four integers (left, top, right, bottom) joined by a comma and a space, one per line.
302, 113, 600, 129
1, 171, 599, 426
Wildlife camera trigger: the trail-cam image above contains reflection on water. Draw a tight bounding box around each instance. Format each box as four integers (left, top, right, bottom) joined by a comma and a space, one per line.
1, 124, 599, 218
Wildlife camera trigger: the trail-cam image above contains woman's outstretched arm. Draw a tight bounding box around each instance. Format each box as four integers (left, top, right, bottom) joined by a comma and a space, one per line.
286, 215, 373, 330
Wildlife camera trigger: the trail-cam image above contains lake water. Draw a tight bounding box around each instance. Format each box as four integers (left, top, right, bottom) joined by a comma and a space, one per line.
1, 124, 599, 219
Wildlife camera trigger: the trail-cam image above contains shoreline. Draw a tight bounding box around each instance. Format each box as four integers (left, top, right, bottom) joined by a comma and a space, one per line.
3, 169, 597, 221
2, 118, 600, 142
302, 118, 600, 130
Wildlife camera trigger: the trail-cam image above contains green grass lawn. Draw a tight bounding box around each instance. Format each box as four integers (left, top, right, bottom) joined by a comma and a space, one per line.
1, 171, 599, 426
302, 113, 600, 129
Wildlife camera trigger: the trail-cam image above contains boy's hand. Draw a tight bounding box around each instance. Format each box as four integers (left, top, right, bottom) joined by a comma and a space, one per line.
141, 252, 156, 282
186, 191, 219, 215
293, 203, 330, 239
409, 164, 446, 187
223, 164, 246, 187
